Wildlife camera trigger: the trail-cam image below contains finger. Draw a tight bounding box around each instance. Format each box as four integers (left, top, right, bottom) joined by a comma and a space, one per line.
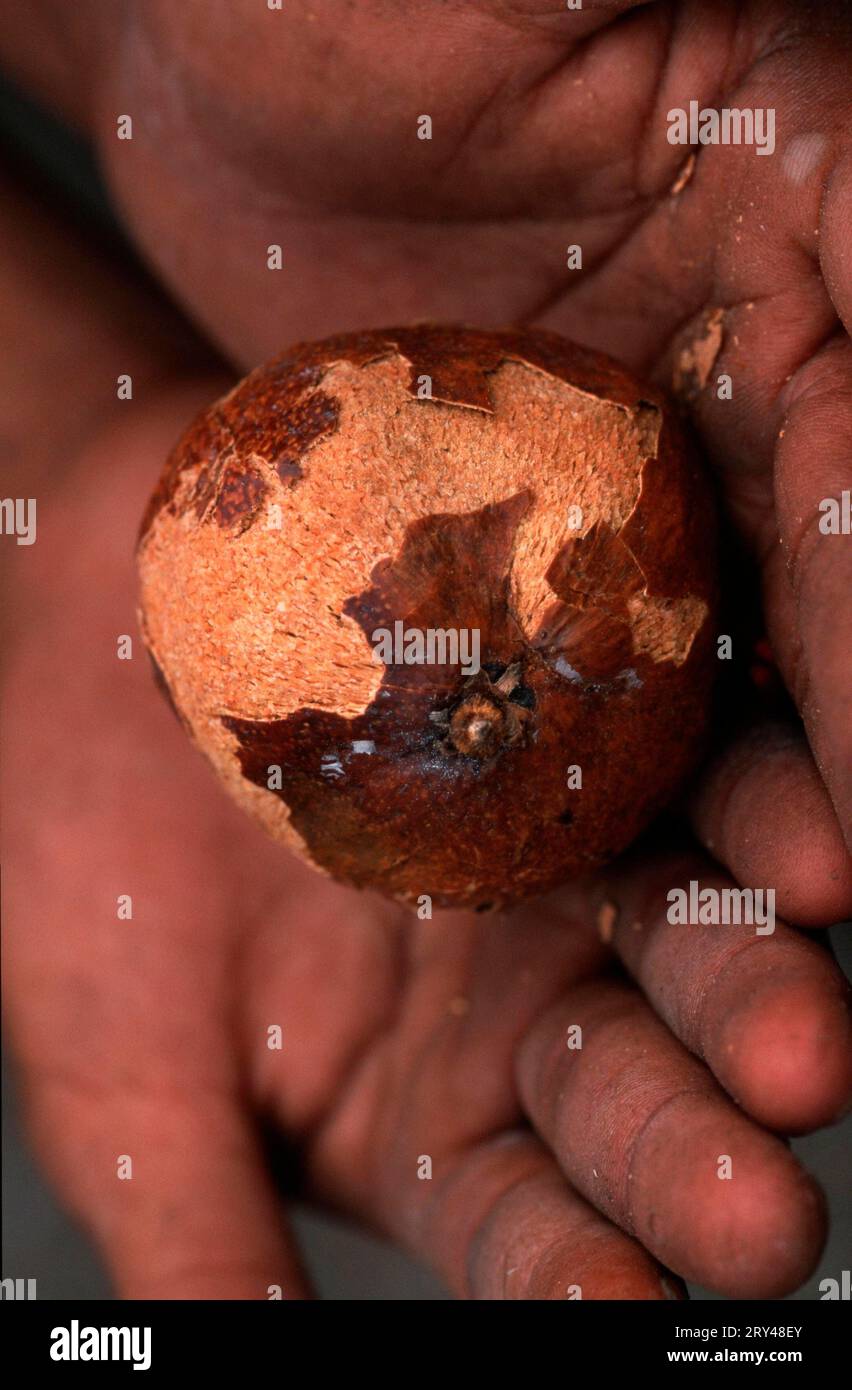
614, 52, 852, 842
647, 110, 852, 845
822, 152, 852, 340
515, 976, 827, 1297
3, 433, 305, 1300
0, 165, 290, 1300
560, 853, 852, 1134
689, 721, 852, 926
301, 907, 677, 1299
2, 421, 311, 1300
247, 889, 611, 1139
314, 1121, 682, 1301
671, 317, 852, 853
772, 334, 852, 845
427, 1132, 684, 1301
17, 1073, 311, 1300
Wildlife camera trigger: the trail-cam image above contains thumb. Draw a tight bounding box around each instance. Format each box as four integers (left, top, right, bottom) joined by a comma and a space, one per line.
19, 1076, 311, 1300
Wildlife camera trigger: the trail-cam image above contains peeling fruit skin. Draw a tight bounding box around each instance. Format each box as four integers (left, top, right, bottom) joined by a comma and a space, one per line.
137, 324, 718, 910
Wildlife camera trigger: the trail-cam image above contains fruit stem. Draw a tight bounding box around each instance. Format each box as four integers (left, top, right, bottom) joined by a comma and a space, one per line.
448, 694, 506, 759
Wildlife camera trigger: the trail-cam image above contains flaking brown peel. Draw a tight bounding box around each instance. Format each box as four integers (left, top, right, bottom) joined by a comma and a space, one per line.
138, 325, 718, 909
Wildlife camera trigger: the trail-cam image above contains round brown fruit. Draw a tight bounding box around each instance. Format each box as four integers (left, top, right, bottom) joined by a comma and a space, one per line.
137, 325, 717, 910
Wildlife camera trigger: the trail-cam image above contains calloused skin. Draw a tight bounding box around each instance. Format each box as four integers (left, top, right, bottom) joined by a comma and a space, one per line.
1, 0, 851, 1299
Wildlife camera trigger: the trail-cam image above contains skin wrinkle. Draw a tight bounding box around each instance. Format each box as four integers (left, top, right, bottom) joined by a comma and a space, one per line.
91, 0, 845, 417
820, 157, 852, 330
454, 1137, 669, 1299
603, 856, 774, 1045
666, 306, 840, 487
369, 917, 609, 1250
781, 492, 834, 604
779, 331, 852, 421
306, 913, 524, 1204
543, 985, 648, 1139
691, 931, 793, 1064
295, 911, 411, 1147
775, 318, 846, 407
492, 1185, 589, 1295
520, 202, 656, 328
416, 1130, 543, 1287
629, 1, 678, 198
520, 1, 742, 203
108, 5, 753, 229
524, 6, 750, 335
121, 5, 565, 222
569, 50, 838, 392
432, 68, 517, 182
621, 1083, 715, 1233
772, 347, 850, 739
607, 841, 850, 1091
695, 930, 841, 1065
701, 734, 774, 862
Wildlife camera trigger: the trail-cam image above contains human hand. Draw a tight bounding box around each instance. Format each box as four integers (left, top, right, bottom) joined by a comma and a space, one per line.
2, 0, 850, 1300
2, 154, 850, 1300
4, 0, 849, 878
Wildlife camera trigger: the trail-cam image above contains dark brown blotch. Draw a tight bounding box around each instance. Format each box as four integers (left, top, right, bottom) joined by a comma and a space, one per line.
220, 492, 674, 908
546, 521, 645, 611
138, 410, 231, 543
212, 461, 268, 531
140, 324, 665, 544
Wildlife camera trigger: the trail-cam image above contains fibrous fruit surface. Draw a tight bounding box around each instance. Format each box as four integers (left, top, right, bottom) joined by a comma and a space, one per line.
138, 325, 717, 909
